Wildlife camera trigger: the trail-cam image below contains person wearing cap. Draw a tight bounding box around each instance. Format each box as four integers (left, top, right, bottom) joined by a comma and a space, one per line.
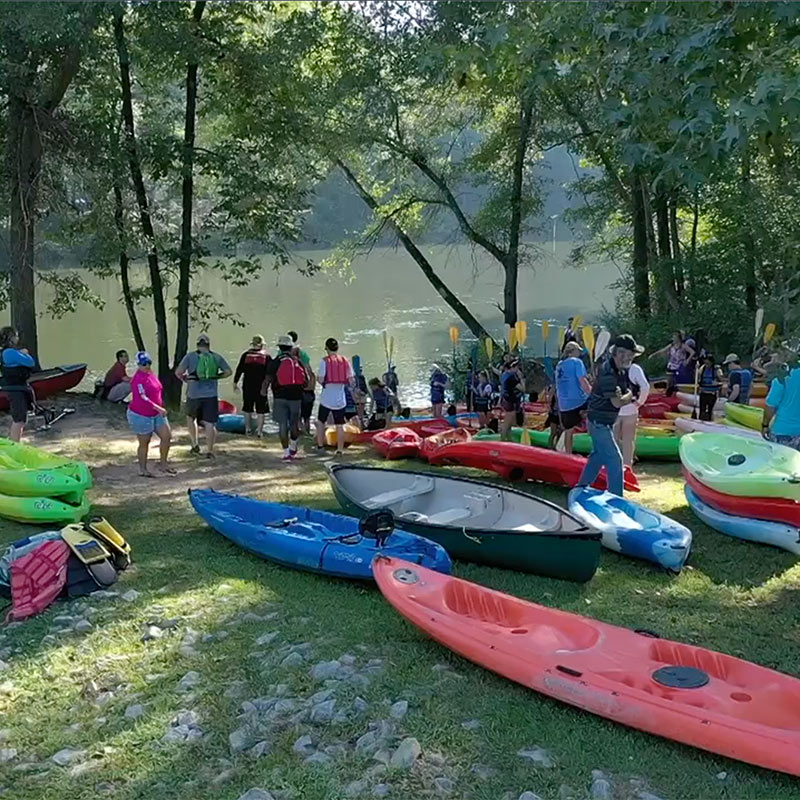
697, 353, 724, 421
723, 353, 753, 406
499, 358, 525, 441
315, 337, 354, 455
128, 352, 175, 477
175, 333, 232, 458
430, 363, 449, 418
577, 334, 640, 495
264, 334, 309, 460
763, 354, 800, 450
234, 335, 271, 437
382, 363, 401, 415
288, 331, 315, 433
555, 341, 592, 454
614, 346, 650, 465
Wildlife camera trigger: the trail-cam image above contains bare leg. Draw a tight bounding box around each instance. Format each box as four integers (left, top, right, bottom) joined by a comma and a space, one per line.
336, 423, 345, 454
564, 428, 574, 455
137, 433, 153, 476
242, 411, 253, 435
9, 422, 24, 442
205, 422, 217, 455
315, 417, 327, 448
155, 423, 176, 473
500, 412, 513, 442
433, 403, 443, 418
256, 413, 265, 437
186, 416, 199, 449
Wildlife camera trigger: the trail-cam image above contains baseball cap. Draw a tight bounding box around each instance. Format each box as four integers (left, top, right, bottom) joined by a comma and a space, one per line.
612, 334, 645, 354
136, 351, 152, 366
277, 334, 293, 348
197, 333, 210, 346
723, 353, 739, 365
251, 334, 265, 347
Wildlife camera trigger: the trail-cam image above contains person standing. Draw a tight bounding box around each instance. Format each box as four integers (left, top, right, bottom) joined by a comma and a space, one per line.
0, 326, 35, 442
265, 335, 308, 460
233, 335, 271, 437
315, 337, 354, 456
383, 363, 401, 414
499, 359, 525, 441
127, 352, 175, 477
652, 332, 694, 395
473, 370, 493, 428
723, 354, 753, 406
577, 335, 641, 495
175, 333, 232, 459
288, 331, 315, 434
697, 353, 724, 421
614, 352, 649, 466
562, 317, 578, 349
555, 341, 591, 454
430, 364, 448, 417
763, 357, 800, 450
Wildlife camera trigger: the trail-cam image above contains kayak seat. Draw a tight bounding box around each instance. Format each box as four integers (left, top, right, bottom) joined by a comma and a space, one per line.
426, 507, 472, 525
362, 477, 435, 510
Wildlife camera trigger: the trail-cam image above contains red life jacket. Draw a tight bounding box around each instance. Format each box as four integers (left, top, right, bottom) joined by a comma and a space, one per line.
244, 350, 268, 366
275, 353, 307, 387
323, 354, 349, 386
8, 540, 69, 621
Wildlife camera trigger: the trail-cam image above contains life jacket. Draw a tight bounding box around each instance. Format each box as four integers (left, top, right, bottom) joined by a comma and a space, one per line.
323, 354, 349, 386
0, 348, 33, 390
195, 352, 219, 380
244, 349, 268, 366
8, 539, 69, 621
275, 353, 307, 387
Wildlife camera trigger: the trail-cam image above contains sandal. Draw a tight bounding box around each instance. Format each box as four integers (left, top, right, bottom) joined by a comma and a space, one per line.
158, 465, 177, 475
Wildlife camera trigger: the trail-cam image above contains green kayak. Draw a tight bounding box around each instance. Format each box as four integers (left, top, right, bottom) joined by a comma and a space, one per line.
474, 427, 680, 461
0, 491, 90, 524
0, 439, 92, 500
679, 432, 800, 501
724, 402, 763, 431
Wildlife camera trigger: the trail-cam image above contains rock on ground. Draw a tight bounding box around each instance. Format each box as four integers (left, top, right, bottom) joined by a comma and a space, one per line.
389, 737, 421, 769
237, 790, 276, 800
517, 747, 554, 768
51, 748, 87, 767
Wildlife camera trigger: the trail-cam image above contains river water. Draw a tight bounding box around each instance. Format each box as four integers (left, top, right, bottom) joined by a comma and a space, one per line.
20, 242, 619, 406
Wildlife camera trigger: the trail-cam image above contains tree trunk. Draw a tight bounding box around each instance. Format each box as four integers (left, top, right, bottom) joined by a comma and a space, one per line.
338, 160, 490, 340
7, 97, 41, 365
170, 0, 206, 407
646, 180, 679, 313
631, 173, 651, 318
654, 189, 672, 261
690, 188, 699, 257
740, 147, 758, 312
668, 194, 683, 298
503, 92, 535, 327
113, 7, 171, 388
113, 182, 145, 352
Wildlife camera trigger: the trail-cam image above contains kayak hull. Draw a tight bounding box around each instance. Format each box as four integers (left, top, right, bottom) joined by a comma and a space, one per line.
373, 557, 800, 777
327, 464, 601, 581
217, 413, 246, 434
684, 486, 800, 555
674, 417, 761, 440
419, 428, 472, 461
725, 402, 763, 431
188, 488, 451, 580
568, 487, 692, 572
372, 428, 422, 460
0, 492, 90, 524
0, 363, 86, 411
0, 439, 92, 499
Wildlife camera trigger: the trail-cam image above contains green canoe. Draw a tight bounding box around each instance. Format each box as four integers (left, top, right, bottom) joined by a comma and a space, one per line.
724, 402, 763, 431
327, 463, 601, 582
0, 491, 90, 524
679, 432, 800, 501
0, 438, 92, 500
474, 427, 680, 461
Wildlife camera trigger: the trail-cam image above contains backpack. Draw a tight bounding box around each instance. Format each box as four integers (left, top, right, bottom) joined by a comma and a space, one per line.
195, 352, 219, 380
275, 354, 307, 387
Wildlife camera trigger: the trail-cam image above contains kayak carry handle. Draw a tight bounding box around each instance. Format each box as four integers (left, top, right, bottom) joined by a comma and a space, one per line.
556, 665, 583, 677
359, 509, 395, 548
264, 517, 298, 529
633, 628, 661, 638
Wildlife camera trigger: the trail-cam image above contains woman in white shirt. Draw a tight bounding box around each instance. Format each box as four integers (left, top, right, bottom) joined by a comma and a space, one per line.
615, 358, 650, 466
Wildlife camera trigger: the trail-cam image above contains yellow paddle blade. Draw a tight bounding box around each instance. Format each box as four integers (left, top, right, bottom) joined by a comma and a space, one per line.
572, 314, 583, 329
764, 322, 777, 343
449, 325, 460, 345
382, 330, 389, 360
582, 325, 595, 355
520, 427, 531, 446
509, 328, 517, 349
557, 327, 565, 348
515, 320, 527, 347
541, 320, 550, 341
484, 337, 494, 359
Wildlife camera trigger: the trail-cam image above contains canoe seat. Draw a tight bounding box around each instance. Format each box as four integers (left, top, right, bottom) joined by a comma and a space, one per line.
362, 477, 435, 510
425, 507, 472, 525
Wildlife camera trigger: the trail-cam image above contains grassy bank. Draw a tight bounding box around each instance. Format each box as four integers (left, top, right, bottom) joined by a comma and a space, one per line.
1, 398, 799, 800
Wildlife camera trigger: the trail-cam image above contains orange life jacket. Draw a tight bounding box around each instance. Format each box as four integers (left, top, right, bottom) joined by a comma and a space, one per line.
323, 354, 349, 386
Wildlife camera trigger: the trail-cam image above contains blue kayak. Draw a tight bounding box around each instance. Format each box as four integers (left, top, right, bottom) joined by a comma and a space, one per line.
567, 487, 692, 572
189, 489, 452, 579
684, 486, 800, 556
218, 414, 246, 434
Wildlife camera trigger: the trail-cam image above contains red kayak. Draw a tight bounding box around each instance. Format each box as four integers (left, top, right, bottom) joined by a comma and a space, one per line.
218, 399, 237, 415
419, 428, 472, 461
0, 363, 86, 411
374, 557, 800, 777
372, 427, 422, 460
683, 470, 800, 527
427, 440, 640, 492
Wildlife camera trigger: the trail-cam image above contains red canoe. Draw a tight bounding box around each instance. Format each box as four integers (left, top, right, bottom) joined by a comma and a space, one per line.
419, 428, 472, 462
0, 363, 87, 411
372, 427, 423, 460
683, 469, 800, 527
374, 557, 800, 777
427, 440, 639, 492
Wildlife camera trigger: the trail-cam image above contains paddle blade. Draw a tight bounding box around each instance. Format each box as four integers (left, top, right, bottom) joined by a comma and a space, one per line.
582, 325, 595, 356
764, 322, 777, 343
755, 308, 764, 338
449, 325, 460, 345
509, 328, 517, 349
557, 327, 565, 350
389, 336, 394, 360
515, 320, 527, 347
382, 330, 389, 360
572, 314, 583, 330
520, 427, 531, 446
352, 355, 361, 375
484, 337, 494, 359
595, 329, 611, 359
541, 320, 550, 342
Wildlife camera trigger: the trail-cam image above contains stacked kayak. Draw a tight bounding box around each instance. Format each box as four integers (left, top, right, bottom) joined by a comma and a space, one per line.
725, 402, 763, 431
327, 464, 601, 581
189, 488, 451, 580
476, 428, 680, 462
427, 440, 640, 492
373, 557, 800, 777
372, 428, 422, 460
674, 417, 761, 441
680, 433, 800, 554
568, 487, 691, 572
0, 439, 91, 523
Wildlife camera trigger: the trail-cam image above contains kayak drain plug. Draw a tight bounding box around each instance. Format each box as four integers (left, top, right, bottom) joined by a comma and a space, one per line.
652, 665, 710, 689
393, 568, 419, 584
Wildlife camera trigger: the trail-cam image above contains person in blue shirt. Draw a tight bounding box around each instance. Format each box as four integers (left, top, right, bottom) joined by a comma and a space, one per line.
430, 364, 448, 418
555, 341, 592, 454
723, 354, 753, 406
0, 326, 36, 442
763, 359, 800, 450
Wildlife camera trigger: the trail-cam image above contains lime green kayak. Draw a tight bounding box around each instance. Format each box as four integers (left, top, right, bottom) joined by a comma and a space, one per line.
724, 403, 763, 431
0, 438, 91, 500
474, 427, 680, 461
0, 491, 90, 524
679, 432, 800, 501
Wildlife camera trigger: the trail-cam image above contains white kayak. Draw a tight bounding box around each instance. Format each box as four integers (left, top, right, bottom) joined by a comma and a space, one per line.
674, 417, 762, 440
677, 403, 724, 418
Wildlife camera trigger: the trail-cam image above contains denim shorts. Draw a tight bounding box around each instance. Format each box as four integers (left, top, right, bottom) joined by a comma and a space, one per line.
127, 409, 167, 436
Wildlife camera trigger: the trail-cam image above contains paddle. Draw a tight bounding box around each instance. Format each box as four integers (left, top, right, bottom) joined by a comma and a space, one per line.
449, 325, 460, 371
382, 330, 390, 367
691, 361, 700, 420
509, 327, 518, 350
764, 322, 777, 344
595, 329, 611, 360
557, 326, 565, 353
541, 320, 550, 359
484, 337, 494, 361
752, 308, 764, 357
582, 325, 596, 360
389, 336, 395, 366
352, 354, 361, 375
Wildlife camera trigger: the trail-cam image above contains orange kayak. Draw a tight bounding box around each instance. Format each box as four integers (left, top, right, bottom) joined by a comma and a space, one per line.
374, 557, 800, 776
372, 428, 422, 460
419, 428, 472, 461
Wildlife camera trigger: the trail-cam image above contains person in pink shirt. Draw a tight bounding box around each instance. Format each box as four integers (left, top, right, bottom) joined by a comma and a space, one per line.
127, 351, 175, 477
